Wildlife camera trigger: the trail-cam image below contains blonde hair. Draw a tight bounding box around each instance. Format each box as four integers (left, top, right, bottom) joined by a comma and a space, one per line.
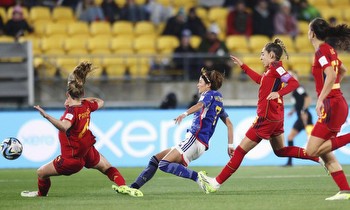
67, 61, 94, 99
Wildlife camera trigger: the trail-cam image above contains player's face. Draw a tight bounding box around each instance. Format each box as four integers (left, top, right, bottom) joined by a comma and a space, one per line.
307, 24, 314, 41
197, 77, 210, 94
260, 48, 271, 67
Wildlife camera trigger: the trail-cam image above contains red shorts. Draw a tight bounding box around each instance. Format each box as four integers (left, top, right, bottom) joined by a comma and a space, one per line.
246, 116, 284, 142
53, 146, 101, 175
311, 96, 348, 140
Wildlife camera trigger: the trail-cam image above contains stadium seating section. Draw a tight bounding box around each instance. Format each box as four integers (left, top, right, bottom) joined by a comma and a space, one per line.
0, 0, 349, 79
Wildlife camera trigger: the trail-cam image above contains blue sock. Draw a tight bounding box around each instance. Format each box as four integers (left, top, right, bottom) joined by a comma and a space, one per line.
158, 160, 198, 182
130, 156, 159, 189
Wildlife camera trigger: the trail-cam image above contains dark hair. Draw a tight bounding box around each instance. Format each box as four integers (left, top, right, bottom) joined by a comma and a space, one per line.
264, 38, 289, 60
201, 68, 224, 91
67, 61, 94, 99
310, 17, 350, 51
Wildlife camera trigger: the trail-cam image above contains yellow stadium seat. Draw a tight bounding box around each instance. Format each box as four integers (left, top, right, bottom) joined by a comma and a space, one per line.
29, 6, 51, 22
196, 7, 208, 23
242, 55, 265, 73
134, 21, 156, 37
288, 55, 313, 77
135, 0, 146, 5
102, 57, 127, 77
90, 21, 112, 38
33, 19, 53, 37
155, 0, 171, 6
225, 35, 249, 53
338, 53, 350, 76
272, 35, 296, 53
64, 37, 88, 55
7, 6, 29, 22
110, 36, 134, 54
45, 22, 67, 37
190, 35, 202, 49
114, 0, 126, 7
52, 6, 75, 22
126, 57, 151, 78
308, 0, 330, 8
208, 7, 228, 23
157, 35, 180, 54
294, 35, 314, 53
319, 7, 344, 21
19, 35, 42, 55
0, 35, 15, 42
41, 36, 65, 55
249, 35, 270, 53
112, 21, 134, 36
134, 35, 156, 54
330, 0, 350, 7
87, 37, 111, 54
297, 21, 309, 35
56, 57, 79, 78
67, 21, 90, 38
0, 7, 7, 23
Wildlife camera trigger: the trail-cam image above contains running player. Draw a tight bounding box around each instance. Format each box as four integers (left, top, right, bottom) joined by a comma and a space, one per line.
305, 18, 350, 200
130, 68, 234, 191
21, 61, 143, 198
198, 38, 323, 194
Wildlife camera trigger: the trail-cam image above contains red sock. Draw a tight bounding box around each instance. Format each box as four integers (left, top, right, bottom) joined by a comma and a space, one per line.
331, 170, 350, 191
216, 146, 247, 184
274, 147, 319, 162
38, 177, 51, 196
106, 167, 126, 186
331, 133, 350, 151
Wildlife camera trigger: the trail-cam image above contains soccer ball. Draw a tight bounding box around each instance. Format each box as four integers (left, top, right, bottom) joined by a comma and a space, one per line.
1, 137, 23, 160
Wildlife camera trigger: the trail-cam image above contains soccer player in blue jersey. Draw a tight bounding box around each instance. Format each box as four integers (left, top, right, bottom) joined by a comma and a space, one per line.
129, 68, 234, 191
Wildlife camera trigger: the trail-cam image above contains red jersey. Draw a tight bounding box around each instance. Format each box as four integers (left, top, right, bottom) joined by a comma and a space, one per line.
312, 43, 343, 98
242, 61, 299, 121
58, 100, 99, 158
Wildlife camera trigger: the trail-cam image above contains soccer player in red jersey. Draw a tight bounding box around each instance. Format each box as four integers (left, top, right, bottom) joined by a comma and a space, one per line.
305, 18, 350, 200
21, 61, 143, 198
198, 38, 322, 193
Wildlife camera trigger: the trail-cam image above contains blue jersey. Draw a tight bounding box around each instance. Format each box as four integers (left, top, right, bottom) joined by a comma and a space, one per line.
188, 90, 228, 148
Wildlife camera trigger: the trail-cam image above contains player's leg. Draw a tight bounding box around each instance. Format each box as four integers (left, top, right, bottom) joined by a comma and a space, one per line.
271, 134, 319, 162
21, 159, 60, 197
158, 133, 205, 182
130, 149, 170, 189
321, 152, 350, 200
286, 128, 298, 166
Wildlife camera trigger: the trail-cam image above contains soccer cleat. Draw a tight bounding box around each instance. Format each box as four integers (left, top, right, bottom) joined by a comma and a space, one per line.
319, 158, 330, 176
21, 191, 39, 197
112, 185, 143, 197
197, 171, 219, 194
325, 191, 350, 200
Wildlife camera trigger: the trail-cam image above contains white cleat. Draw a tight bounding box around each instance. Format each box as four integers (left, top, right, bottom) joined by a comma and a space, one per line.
325, 191, 350, 200
21, 191, 39, 197
197, 171, 220, 194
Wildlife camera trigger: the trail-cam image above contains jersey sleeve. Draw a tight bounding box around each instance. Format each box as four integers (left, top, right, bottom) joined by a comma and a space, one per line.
199, 92, 213, 107
62, 107, 75, 124
317, 47, 332, 70
86, 100, 99, 112
219, 109, 229, 121
270, 64, 300, 96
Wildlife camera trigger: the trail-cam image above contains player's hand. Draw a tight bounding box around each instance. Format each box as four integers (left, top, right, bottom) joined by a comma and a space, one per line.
230, 55, 243, 66
316, 100, 324, 118
228, 146, 235, 158
266, 92, 280, 100
34, 105, 48, 118
174, 113, 186, 125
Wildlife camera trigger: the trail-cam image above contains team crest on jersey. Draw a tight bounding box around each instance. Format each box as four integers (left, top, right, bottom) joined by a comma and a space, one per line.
318, 56, 328, 67
276, 67, 286, 76
65, 113, 73, 120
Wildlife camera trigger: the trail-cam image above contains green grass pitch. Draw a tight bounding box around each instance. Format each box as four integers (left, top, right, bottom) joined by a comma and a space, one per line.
1, 165, 349, 210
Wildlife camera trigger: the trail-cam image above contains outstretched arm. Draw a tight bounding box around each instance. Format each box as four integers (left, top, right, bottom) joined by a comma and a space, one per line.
34, 105, 72, 132
230, 55, 262, 84
174, 102, 203, 124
